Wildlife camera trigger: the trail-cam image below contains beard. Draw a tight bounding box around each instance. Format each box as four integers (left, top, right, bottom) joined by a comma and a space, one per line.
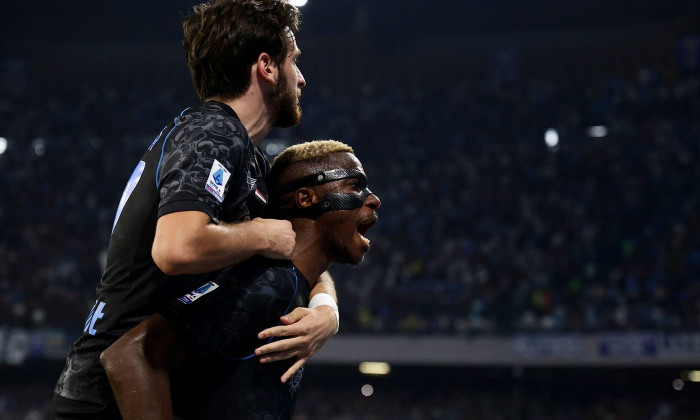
271, 70, 302, 128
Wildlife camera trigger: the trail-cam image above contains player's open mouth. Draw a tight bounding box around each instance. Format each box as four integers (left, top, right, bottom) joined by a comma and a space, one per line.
356, 215, 378, 246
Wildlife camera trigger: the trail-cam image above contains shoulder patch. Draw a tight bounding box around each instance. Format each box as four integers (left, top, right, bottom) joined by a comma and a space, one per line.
205, 159, 231, 203
177, 281, 220, 304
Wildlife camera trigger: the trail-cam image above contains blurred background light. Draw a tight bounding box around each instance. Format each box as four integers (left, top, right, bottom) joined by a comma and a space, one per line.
0, 137, 7, 155
358, 362, 391, 376
587, 125, 609, 137
264, 140, 288, 157
31, 138, 46, 156
544, 128, 559, 148
360, 384, 374, 397
673, 378, 685, 391
288, 0, 308, 7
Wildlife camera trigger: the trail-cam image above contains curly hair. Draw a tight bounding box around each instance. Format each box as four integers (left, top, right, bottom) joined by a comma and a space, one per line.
183, 0, 300, 101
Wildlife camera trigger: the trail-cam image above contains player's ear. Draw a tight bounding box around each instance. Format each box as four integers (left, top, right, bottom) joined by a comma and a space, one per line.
255, 52, 277, 84
294, 188, 317, 209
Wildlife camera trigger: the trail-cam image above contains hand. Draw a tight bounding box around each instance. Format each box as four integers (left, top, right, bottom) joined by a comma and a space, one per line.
255, 306, 338, 383
251, 218, 295, 259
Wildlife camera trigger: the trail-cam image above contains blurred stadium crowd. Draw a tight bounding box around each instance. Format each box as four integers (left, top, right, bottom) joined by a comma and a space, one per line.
1, 47, 698, 337
1, 8, 699, 417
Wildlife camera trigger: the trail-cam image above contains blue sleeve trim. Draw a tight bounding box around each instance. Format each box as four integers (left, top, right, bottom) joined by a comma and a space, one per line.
155, 119, 179, 190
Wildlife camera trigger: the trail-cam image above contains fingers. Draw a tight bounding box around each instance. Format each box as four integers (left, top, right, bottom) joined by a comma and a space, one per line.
280, 358, 308, 384
257, 309, 311, 339
259, 349, 299, 364
255, 336, 304, 358
257, 325, 294, 340
252, 218, 295, 259
256, 341, 303, 364
279, 307, 309, 325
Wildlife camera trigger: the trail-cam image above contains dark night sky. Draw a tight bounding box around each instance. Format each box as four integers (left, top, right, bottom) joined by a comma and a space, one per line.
3, 0, 695, 47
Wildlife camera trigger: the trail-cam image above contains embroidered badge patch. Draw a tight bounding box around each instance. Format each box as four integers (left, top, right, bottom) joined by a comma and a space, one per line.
177, 281, 220, 304
205, 159, 231, 203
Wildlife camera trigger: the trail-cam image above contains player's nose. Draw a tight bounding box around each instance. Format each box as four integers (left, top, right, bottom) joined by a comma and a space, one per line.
365, 192, 381, 210
296, 67, 306, 88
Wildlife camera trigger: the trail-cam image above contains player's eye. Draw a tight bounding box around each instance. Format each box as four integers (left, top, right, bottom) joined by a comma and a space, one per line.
349, 178, 366, 190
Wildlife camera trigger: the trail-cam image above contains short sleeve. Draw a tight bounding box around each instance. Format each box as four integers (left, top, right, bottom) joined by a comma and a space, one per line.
156, 113, 249, 221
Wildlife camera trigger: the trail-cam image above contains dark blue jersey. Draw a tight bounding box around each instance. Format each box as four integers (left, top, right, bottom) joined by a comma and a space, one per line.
160, 257, 311, 420
54, 101, 269, 411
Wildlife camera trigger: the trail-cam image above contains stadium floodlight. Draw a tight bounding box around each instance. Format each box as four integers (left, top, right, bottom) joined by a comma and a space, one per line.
288, 0, 308, 6
0, 137, 7, 155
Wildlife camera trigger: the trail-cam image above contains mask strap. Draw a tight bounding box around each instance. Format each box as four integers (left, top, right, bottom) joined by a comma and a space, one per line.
273, 188, 372, 220
275, 169, 366, 196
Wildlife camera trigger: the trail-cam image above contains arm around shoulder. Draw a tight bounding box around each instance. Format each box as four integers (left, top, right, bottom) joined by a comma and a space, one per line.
152, 212, 295, 275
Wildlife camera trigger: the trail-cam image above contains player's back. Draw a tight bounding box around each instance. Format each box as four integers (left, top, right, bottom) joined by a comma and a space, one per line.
54, 101, 267, 413
163, 256, 311, 419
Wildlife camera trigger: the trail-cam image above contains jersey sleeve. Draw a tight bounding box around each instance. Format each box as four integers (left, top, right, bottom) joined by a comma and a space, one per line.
156, 114, 249, 222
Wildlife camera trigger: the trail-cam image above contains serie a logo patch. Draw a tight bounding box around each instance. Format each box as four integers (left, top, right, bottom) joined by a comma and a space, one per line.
177, 281, 220, 304
205, 159, 231, 203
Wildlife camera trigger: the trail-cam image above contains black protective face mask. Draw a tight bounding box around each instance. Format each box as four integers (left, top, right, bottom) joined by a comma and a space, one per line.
271, 169, 373, 219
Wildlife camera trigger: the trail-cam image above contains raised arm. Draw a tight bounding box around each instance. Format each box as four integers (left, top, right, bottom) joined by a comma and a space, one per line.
100, 314, 184, 420
255, 270, 339, 382
152, 212, 295, 275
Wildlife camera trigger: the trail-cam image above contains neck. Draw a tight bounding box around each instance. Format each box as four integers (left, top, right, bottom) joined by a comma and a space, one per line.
210, 88, 274, 147
290, 219, 331, 287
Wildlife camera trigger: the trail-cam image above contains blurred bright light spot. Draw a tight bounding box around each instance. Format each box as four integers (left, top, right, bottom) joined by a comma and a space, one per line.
587, 125, 608, 138
0, 137, 7, 155
359, 362, 391, 376
361, 384, 374, 397
673, 378, 684, 391
289, 0, 307, 6
544, 128, 559, 148
688, 371, 700, 382
265, 141, 286, 156
32, 138, 46, 156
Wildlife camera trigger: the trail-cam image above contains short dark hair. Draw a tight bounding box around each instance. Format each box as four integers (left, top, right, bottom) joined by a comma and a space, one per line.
183, 0, 300, 101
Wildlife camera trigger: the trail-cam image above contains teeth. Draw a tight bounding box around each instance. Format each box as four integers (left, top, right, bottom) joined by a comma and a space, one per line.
358, 232, 370, 245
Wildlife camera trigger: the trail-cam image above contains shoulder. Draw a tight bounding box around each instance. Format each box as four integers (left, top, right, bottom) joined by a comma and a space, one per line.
159, 103, 252, 176
170, 102, 249, 150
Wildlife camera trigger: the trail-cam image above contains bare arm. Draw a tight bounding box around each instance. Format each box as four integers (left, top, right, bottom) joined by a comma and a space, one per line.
152, 212, 295, 275
100, 314, 185, 420
255, 271, 339, 382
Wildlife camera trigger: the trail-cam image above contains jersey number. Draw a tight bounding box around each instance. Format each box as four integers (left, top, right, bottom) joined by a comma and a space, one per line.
84, 300, 106, 336
112, 161, 146, 232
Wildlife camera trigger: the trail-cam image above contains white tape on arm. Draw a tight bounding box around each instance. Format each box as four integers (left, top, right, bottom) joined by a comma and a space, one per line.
308, 293, 339, 334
